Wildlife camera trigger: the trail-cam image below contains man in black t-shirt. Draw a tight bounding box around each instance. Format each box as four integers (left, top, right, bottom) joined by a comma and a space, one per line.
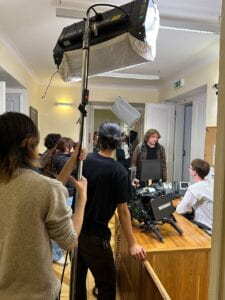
75, 122, 146, 300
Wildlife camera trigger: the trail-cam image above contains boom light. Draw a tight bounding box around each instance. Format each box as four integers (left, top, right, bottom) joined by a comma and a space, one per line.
53, 0, 159, 82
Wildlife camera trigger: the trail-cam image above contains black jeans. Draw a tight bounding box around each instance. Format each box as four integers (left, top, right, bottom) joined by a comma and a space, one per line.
75, 233, 116, 300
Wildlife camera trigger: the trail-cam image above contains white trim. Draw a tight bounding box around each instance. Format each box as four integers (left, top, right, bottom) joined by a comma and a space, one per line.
6, 88, 28, 115
96, 72, 160, 80
0, 81, 6, 114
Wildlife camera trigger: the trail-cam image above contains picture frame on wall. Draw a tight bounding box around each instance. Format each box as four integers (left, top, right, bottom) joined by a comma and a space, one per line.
29, 106, 38, 128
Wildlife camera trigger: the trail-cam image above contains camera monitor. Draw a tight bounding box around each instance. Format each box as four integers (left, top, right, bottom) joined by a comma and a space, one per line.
140, 159, 161, 181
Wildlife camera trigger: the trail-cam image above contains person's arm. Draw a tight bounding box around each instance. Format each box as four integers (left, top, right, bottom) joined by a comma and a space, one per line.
70, 176, 87, 236
176, 190, 196, 214
131, 145, 139, 167
117, 202, 146, 261
57, 145, 87, 185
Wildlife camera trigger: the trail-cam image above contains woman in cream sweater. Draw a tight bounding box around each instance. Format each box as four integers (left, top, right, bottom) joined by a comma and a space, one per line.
0, 112, 87, 300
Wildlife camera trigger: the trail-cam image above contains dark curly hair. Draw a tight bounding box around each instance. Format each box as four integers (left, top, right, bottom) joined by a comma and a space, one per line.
0, 112, 40, 182
44, 133, 61, 150
98, 122, 121, 150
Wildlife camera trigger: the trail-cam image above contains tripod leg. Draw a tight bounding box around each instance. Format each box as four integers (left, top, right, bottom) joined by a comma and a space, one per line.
170, 220, 183, 235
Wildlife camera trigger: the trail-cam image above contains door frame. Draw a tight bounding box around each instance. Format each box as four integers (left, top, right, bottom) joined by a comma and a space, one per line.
86, 101, 145, 152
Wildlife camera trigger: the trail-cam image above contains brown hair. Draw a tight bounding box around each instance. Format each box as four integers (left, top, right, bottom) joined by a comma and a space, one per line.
0, 112, 39, 182
56, 137, 75, 153
41, 137, 75, 178
191, 159, 210, 179
144, 129, 161, 142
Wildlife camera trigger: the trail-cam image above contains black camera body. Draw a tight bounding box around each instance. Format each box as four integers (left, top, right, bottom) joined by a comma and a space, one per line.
129, 186, 183, 242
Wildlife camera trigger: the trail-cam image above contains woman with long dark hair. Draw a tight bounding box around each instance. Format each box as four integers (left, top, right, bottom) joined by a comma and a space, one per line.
0, 112, 87, 300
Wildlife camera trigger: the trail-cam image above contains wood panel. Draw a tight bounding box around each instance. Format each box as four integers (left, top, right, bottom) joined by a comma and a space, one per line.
141, 262, 170, 300
116, 212, 211, 300
204, 126, 217, 166
148, 250, 210, 300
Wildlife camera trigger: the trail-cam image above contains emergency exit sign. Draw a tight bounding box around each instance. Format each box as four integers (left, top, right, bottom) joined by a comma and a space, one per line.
174, 79, 184, 89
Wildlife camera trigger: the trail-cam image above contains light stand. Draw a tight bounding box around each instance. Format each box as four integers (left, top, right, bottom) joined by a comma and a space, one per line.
54, 1, 159, 298
69, 12, 90, 300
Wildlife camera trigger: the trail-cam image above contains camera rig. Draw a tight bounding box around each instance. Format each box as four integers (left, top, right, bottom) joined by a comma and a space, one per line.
129, 185, 183, 242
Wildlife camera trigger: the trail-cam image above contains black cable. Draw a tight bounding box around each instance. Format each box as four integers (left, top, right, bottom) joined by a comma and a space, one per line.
91, 7, 98, 15
41, 70, 59, 100
58, 251, 69, 299
87, 4, 129, 18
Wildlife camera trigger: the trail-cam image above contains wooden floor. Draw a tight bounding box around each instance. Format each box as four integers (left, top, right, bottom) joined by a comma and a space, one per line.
53, 261, 97, 300
53, 216, 120, 299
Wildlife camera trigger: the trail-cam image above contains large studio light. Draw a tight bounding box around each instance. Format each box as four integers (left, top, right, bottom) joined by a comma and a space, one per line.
53, 0, 159, 82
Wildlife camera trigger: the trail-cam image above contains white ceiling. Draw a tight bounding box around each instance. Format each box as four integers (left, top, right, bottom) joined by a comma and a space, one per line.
0, 0, 222, 88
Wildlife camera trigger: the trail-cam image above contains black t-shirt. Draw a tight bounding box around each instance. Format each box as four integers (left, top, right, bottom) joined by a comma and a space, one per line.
82, 152, 132, 239
146, 145, 157, 160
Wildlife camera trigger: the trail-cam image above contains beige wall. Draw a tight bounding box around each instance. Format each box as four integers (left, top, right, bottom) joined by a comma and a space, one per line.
0, 35, 219, 148
37, 84, 158, 153
159, 61, 219, 126
0, 40, 39, 108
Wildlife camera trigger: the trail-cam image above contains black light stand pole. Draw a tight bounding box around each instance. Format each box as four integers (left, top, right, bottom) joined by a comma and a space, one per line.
69, 12, 90, 300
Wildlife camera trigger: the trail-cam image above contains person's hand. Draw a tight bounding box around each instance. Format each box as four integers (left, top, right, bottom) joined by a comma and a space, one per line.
79, 148, 88, 161
70, 176, 87, 196
132, 178, 140, 188
129, 243, 146, 261
71, 144, 88, 161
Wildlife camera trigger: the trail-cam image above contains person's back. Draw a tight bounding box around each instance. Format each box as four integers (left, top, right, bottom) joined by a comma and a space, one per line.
52, 137, 76, 198
176, 158, 213, 229
0, 169, 70, 299
75, 122, 146, 300
0, 112, 87, 300
186, 180, 213, 228
83, 152, 130, 239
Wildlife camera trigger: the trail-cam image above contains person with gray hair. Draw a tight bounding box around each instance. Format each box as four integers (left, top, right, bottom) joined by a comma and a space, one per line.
73, 122, 146, 300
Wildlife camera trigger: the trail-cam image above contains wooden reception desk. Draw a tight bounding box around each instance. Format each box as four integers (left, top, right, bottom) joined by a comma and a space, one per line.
115, 212, 211, 300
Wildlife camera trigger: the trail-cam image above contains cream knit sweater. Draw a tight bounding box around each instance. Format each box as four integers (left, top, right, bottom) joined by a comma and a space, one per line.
0, 168, 77, 300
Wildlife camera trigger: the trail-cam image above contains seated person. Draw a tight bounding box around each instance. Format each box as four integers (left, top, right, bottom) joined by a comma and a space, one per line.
176, 159, 213, 230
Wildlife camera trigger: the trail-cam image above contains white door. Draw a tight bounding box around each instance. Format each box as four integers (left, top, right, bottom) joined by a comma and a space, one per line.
6, 93, 21, 112
144, 103, 176, 181
0, 81, 6, 114
173, 92, 207, 182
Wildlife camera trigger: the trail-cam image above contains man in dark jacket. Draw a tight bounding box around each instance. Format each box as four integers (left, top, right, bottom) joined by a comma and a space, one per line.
132, 128, 167, 183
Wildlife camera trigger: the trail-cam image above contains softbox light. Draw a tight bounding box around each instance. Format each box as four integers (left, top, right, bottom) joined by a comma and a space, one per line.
112, 96, 141, 128
53, 0, 159, 82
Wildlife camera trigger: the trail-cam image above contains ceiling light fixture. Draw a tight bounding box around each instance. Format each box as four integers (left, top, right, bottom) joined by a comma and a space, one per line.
96, 72, 160, 80
160, 25, 216, 35
55, 102, 73, 106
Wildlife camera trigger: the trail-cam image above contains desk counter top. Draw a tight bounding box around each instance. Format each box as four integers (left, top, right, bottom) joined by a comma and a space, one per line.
131, 212, 211, 253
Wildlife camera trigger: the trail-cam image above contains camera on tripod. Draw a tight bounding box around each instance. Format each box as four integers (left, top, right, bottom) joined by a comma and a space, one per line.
129, 184, 183, 242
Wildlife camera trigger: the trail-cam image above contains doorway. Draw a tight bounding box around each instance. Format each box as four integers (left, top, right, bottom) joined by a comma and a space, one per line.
173, 86, 207, 182
182, 104, 192, 181
86, 101, 145, 153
